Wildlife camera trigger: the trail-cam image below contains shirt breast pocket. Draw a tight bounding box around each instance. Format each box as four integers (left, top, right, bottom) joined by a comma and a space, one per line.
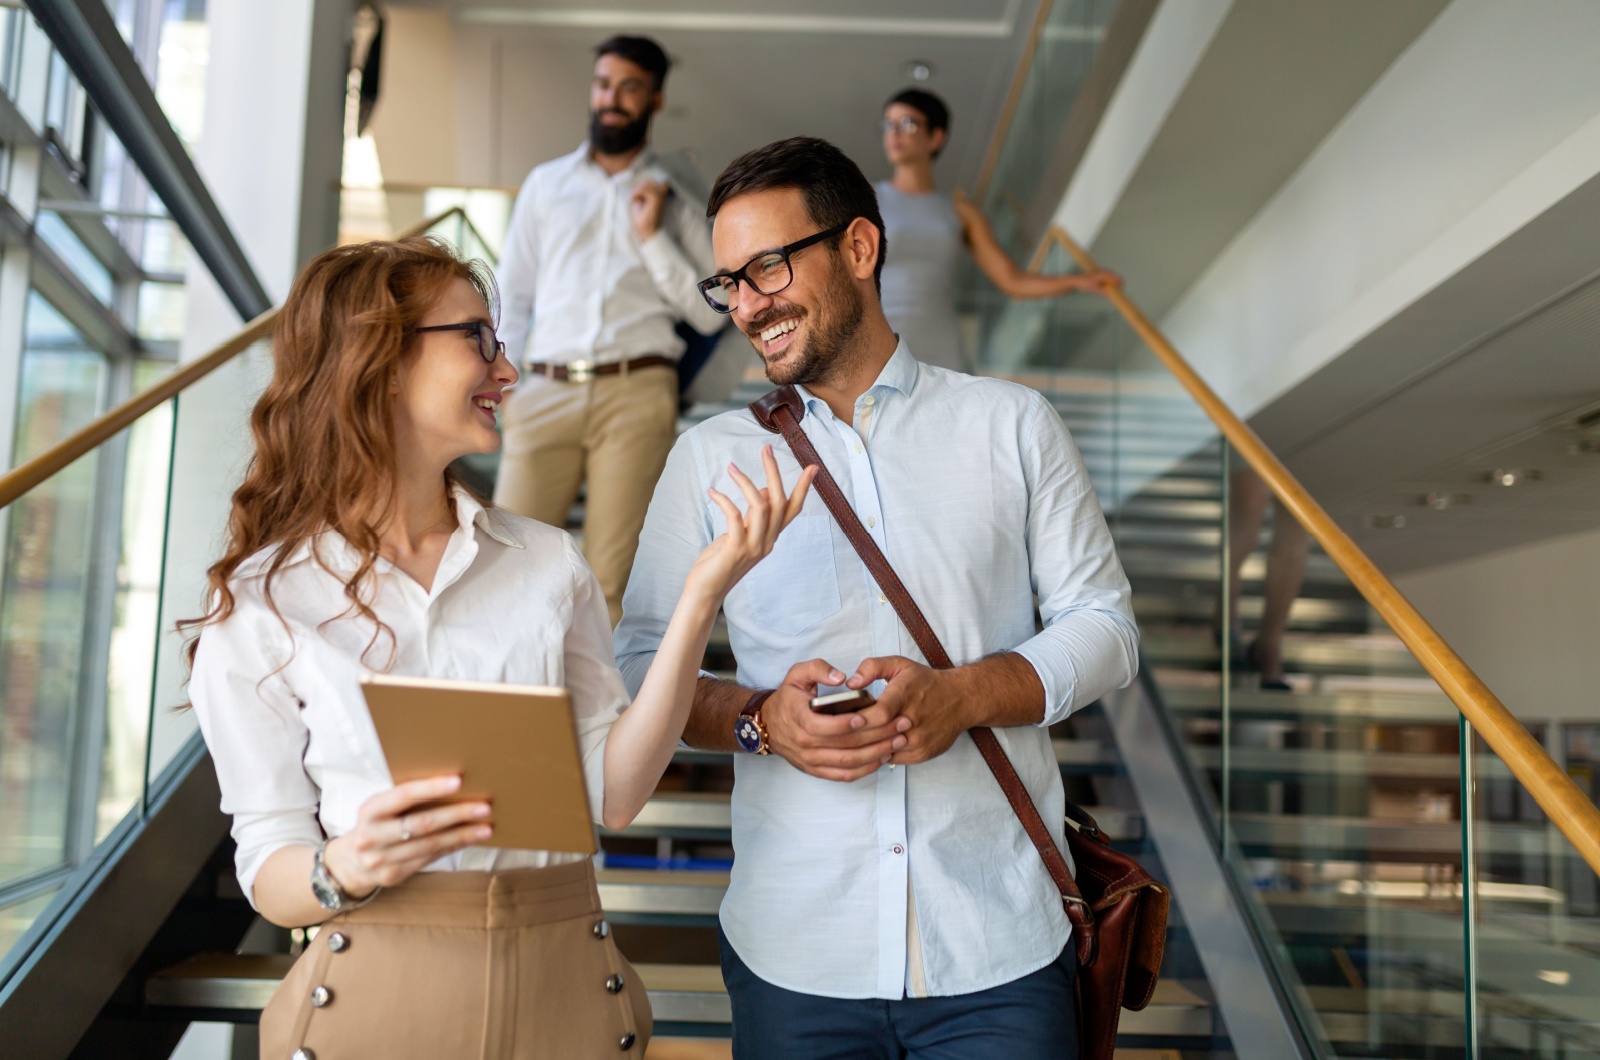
732, 512, 842, 636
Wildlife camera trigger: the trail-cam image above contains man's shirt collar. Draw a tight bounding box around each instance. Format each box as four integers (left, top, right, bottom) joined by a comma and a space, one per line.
794, 339, 919, 421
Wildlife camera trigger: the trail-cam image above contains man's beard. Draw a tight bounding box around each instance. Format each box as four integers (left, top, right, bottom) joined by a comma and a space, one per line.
751, 253, 866, 389
589, 108, 651, 155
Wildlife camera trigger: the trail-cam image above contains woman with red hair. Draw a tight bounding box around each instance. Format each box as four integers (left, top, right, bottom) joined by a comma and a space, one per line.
185, 236, 811, 1057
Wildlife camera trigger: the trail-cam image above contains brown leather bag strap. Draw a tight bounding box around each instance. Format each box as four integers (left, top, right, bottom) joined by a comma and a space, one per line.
751, 387, 953, 671
750, 386, 1097, 956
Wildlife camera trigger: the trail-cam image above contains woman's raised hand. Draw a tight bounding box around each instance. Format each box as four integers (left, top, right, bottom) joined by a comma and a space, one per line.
322, 775, 492, 898
685, 445, 816, 605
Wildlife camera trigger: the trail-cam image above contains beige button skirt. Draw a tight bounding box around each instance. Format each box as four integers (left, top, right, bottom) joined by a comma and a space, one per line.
261, 860, 651, 1058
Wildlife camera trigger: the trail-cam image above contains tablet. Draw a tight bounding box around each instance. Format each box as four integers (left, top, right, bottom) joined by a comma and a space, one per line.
360, 673, 597, 856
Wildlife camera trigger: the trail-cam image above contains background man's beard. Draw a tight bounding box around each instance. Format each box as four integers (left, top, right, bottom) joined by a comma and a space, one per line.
763, 259, 866, 388
590, 109, 651, 154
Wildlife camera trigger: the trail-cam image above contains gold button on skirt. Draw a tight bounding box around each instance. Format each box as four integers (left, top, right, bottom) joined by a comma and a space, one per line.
262, 860, 651, 1058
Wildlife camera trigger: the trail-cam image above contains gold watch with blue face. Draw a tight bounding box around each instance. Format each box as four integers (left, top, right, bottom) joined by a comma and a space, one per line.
735, 689, 774, 755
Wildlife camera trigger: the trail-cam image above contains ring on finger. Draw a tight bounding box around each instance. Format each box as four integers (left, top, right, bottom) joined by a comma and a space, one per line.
399, 815, 413, 843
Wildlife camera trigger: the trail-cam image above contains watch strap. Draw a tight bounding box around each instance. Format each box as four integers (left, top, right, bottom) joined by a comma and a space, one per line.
312, 841, 381, 912
739, 688, 775, 754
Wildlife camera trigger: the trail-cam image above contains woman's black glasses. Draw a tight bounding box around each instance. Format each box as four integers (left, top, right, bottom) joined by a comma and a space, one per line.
696, 223, 850, 313
414, 321, 505, 364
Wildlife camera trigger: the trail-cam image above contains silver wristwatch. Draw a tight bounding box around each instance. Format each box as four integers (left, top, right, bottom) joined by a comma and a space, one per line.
310, 841, 379, 912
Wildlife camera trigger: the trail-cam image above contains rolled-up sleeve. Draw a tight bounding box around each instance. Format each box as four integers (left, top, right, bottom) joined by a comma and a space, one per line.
638, 190, 726, 335
614, 430, 714, 696
189, 603, 324, 909
561, 535, 630, 821
1011, 393, 1140, 726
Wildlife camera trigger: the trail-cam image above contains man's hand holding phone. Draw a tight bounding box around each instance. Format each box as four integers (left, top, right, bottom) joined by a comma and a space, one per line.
760, 660, 910, 782
810, 689, 876, 715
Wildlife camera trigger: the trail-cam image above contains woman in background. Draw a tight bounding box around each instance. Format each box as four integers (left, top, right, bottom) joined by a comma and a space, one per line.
185, 236, 811, 1058
877, 87, 1121, 372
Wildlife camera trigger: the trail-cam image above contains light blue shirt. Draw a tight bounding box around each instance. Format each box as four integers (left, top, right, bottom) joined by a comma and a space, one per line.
615, 344, 1139, 999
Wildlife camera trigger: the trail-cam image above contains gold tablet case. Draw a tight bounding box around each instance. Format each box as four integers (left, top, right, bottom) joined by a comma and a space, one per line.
360, 674, 598, 856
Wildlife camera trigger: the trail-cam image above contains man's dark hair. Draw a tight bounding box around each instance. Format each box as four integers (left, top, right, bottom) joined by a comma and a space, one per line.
707, 137, 887, 291
595, 35, 670, 90
887, 88, 950, 135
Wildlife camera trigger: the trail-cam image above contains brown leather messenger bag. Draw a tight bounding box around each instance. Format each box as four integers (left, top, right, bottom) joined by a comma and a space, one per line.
750, 385, 1169, 1059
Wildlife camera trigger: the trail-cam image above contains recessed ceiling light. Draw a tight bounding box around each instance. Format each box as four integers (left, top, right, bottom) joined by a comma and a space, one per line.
1537, 969, 1572, 986
1482, 468, 1543, 487
1365, 514, 1406, 529
905, 60, 934, 81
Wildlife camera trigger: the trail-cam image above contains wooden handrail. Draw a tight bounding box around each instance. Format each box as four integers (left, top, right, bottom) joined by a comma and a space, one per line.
1034, 224, 1600, 875
0, 207, 475, 512
972, 0, 1057, 203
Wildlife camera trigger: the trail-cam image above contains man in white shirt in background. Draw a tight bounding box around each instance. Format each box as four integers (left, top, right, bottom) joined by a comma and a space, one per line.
615, 136, 1139, 1058
494, 35, 724, 624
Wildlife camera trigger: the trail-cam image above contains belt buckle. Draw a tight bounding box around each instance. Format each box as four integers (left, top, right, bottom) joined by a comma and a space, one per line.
566, 359, 595, 383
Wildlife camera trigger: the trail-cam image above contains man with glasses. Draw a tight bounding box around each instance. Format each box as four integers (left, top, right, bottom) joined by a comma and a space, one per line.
493, 34, 724, 624
616, 137, 1139, 1058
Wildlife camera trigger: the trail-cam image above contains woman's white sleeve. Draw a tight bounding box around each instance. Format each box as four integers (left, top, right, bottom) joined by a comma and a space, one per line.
189, 602, 323, 909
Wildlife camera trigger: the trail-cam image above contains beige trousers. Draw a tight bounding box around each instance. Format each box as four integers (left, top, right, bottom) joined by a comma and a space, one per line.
261, 861, 651, 1059
494, 365, 678, 625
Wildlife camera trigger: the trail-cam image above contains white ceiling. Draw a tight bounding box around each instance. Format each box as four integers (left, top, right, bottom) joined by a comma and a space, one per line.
384, 0, 1047, 194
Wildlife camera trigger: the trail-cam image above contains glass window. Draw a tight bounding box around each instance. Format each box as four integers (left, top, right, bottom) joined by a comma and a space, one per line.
0, 293, 108, 888
35, 212, 115, 306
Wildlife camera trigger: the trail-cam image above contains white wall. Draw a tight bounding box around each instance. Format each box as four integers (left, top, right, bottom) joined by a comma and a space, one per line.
1057, 0, 1600, 422
1396, 528, 1600, 724
1052, 0, 1233, 249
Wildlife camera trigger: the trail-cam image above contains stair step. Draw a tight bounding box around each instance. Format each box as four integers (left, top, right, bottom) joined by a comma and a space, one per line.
665, 738, 1120, 776
606, 793, 1140, 843
1142, 631, 1425, 677
1228, 812, 1552, 860
1157, 684, 1457, 723
1184, 746, 1512, 781
145, 953, 1213, 1040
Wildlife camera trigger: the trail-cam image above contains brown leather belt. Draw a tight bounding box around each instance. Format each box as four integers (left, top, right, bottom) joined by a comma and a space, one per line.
524, 355, 676, 383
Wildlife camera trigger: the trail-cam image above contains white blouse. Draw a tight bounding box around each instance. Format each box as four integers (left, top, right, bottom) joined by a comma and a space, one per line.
189, 487, 627, 908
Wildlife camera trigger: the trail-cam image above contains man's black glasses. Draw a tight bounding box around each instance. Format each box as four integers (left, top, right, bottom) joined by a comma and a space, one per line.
697, 223, 850, 313
414, 321, 505, 364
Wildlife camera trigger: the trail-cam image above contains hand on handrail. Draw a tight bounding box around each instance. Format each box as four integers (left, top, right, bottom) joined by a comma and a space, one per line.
1075, 268, 1123, 296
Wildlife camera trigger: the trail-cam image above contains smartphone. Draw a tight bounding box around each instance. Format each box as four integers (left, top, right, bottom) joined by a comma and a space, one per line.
809, 690, 876, 715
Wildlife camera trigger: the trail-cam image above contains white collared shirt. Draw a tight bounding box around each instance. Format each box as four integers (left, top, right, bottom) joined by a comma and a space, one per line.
189, 488, 628, 909
496, 143, 725, 369
615, 344, 1140, 999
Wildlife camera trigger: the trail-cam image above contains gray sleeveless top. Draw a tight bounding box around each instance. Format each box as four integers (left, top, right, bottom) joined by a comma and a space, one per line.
876, 180, 967, 372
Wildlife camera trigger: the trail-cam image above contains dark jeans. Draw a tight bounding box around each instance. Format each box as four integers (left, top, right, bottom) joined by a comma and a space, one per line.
717, 925, 1079, 1060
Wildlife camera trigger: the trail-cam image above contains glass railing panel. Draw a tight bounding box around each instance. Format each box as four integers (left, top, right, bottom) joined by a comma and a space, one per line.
971, 241, 1483, 1054
99, 365, 174, 839
142, 349, 267, 793
1468, 726, 1600, 1056
977, 0, 1116, 262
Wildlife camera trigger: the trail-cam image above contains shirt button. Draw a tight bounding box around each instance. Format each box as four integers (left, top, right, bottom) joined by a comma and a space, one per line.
863, 395, 876, 406
867, 516, 877, 528
879, 592, 887, 604
892, 844, 904, 855
854, 444, 863, 454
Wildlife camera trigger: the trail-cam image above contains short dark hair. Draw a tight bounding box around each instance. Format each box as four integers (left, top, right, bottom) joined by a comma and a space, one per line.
707, 136, 887, 291
886, 88, 950, 135
887, 88, 950, 158
595, 35, 670, 90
